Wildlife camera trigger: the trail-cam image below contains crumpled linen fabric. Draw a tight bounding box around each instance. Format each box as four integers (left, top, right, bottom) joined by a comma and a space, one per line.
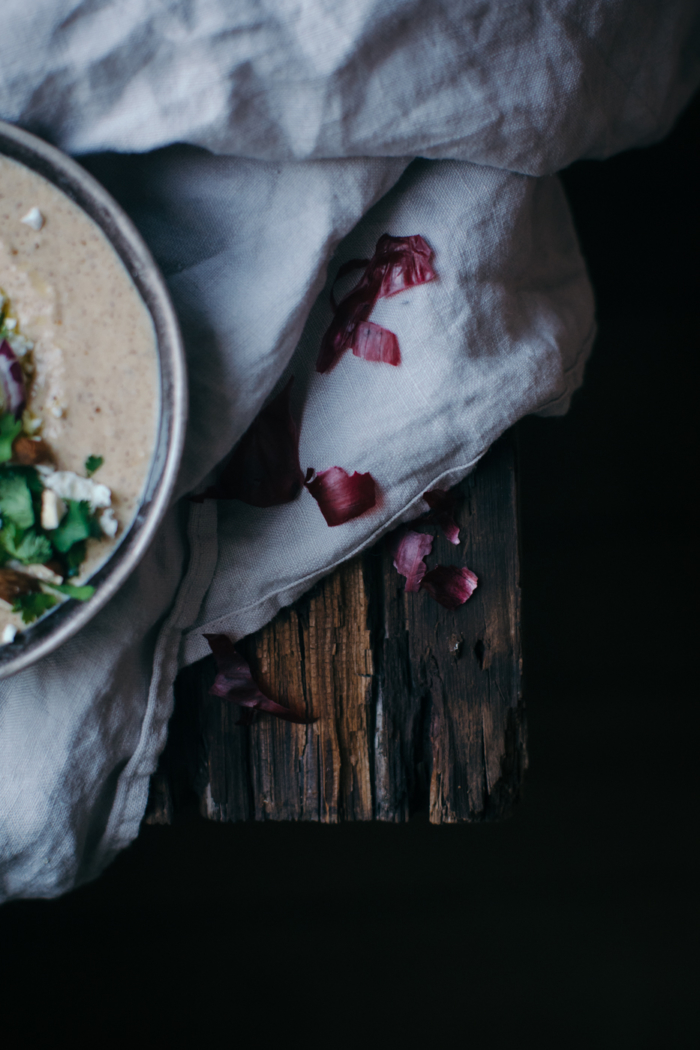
0, 1, 698, 901
3, 0, 699, 170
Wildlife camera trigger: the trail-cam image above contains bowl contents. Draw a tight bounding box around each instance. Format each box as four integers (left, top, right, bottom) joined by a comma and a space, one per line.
0, 153, 159, 641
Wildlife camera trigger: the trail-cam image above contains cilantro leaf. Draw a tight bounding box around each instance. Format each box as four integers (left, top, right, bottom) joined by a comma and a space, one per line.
84, 455, 104, 477
0, 414, 22, 463
51, 500, 101, 554
60, 539, 87, 578
0, 473, 35, 529
12, 591, 58, 624
44, 581, 95, 601
19, 466, 45, 497
0, 524, 52, 564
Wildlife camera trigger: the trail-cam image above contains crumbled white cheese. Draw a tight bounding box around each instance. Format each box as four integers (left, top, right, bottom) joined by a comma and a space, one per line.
41, 488, 66, 530
98, 507, 118, 538
50, 403, 66, 418
22, 410, 43, 434
3, 317, 17, 330
36, 466, 112, 512
8, 333, 34, 356
2, 624, 17, 644
21, 207, 44, 231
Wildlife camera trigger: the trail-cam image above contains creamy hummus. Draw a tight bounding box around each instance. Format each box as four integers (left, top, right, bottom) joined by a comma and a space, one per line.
0, 153, 159, 637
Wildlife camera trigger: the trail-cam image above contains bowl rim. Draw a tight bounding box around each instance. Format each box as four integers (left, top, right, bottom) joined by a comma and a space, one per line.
0, 119, 187, 680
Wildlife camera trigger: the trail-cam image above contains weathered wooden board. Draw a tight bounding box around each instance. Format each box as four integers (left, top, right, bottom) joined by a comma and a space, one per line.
146, 430, 525, 825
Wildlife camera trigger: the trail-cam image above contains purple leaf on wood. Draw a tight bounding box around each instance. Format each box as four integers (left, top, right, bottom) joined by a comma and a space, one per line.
204, 634, 314, 724
420, 565, 478, 609
392, 529, 434, 591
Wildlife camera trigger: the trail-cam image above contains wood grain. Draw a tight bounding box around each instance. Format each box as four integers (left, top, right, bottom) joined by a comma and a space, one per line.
145, 430, 525, 825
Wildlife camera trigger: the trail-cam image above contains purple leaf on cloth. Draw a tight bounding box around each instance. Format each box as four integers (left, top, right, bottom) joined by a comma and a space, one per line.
392, 529, 434, 591
0, 339, 26, 418
317, 233, 435, 373
204, 634, 314, 724
305, 465, 377, 526
423, 488, 460, 544
420, 565, 478, 609
374, 233, 436, 299
192, 377, 304, 506
351, 320, 401, 365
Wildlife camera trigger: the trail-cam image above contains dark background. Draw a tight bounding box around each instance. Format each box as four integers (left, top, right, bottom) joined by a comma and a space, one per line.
2, 96, 698, 1048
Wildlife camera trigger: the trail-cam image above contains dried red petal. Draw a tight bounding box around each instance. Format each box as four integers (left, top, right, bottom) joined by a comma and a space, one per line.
305, 466, 377, 526
351, 321, 401, 365
420, 565, 478, 609
204, 634, 314, 724
423, 488, 460, 545
192, 377, 304, 506
317, 233, 435, 373
392, 529, 433, 592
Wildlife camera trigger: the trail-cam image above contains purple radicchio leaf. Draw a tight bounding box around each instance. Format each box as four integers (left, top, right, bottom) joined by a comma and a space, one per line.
392, 528, 434, 591
317, 233, 436, 374
420, 565, 478, 609
351, 321, 401, 365
0, 339, 26, 419
305, 465, 377, 526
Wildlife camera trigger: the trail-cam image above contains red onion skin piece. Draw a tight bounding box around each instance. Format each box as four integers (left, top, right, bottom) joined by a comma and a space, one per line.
375, 234, 436, 298
317, 271, 381, 373
420, 565, 478, 609
351, 321, 401, 366
192, 377, 304, 506
305, 466, 377, 526
204, 634, 314, 724
392, 529, 434, 591
423, 488, 460, 545
0, 339, 26, 419
317, 234, 436, 373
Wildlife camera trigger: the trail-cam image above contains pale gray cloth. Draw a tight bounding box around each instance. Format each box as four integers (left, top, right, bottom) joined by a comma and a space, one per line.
1, 0, 698, 901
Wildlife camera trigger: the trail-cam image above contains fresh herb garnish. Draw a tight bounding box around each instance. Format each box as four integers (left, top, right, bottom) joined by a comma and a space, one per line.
0, 473, 34, 529
9, 579, 93, 625
11, 591, 58, 624
84, 455, 103, 477
51, 499, 102, 553
0, 524, 52, 565
0, 413, 22, 463
60, 540, 87, 579
44, 581, 95, 601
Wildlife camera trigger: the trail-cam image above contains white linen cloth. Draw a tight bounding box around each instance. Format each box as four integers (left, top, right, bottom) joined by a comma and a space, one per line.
1, 0, 698, 901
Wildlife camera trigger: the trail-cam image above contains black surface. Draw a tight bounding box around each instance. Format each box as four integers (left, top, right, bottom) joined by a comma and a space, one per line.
1, 97, 698, 1048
